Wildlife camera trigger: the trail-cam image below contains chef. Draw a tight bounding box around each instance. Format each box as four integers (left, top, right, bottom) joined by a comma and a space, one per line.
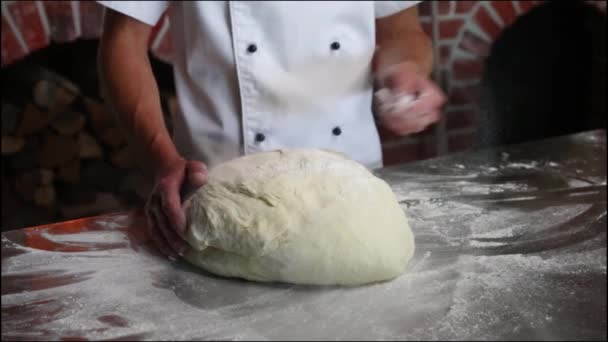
97, 1, 446, 257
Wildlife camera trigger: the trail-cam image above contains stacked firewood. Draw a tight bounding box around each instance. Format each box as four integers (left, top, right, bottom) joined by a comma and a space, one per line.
1, 66, 176, 230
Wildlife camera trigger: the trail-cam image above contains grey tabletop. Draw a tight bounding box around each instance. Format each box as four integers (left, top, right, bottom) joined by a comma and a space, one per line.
2, 130, 606, 341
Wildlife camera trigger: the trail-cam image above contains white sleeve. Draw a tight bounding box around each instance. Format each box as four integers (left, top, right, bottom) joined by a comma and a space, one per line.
97, 1, 169, 26
375, 1, 422, 18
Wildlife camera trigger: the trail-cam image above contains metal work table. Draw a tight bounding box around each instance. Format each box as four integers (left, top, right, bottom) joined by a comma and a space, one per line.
2, 130, 606, 341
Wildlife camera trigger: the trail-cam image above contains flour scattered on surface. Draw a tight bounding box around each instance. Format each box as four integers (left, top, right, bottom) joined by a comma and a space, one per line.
3, 151, 607, 341
503, 161, 539, 170
41, 230, 128, 245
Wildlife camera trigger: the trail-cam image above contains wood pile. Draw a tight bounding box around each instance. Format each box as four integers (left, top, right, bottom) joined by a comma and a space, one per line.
2, 66, 175, 230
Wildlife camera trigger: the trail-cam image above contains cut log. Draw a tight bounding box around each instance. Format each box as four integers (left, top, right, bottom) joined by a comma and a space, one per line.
50, 85, 77, 114
1, 102, 21, 135
57, 159, 81, 184
98, 127, 126, 148
50, 111, 86, 136
38, 168, 55, 186
33, 185, 56, 208
9, 136, 41, 170
110, 145, 136, 169
14, 169, 54, 203
33, 79, 53, 108
15, 103, 51, 136
1, 136, 25, 155
83, 97, 116, 135
78, 132, 103, 159
33, 79, 77, 113
39, 133, 79, 168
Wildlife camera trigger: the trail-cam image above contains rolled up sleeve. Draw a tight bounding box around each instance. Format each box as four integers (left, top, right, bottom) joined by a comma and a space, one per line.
375, 1, 422, 18
97, 1, 169, 26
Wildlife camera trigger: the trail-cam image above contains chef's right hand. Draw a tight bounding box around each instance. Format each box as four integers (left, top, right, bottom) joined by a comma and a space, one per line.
144, 158, 208, 258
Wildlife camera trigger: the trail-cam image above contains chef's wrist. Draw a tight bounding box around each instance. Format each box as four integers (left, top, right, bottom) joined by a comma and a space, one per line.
376, 61, 424, 86
374, 38, 433, 78
143, 132, 184, 180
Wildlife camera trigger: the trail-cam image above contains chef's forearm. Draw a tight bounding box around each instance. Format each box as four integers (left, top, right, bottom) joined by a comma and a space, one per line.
98, 9, 181, 179
374, 7, 433, 76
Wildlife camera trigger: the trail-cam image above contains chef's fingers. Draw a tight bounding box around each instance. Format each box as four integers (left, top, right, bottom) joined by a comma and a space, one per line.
379, 66, 423, 95
152, 202, 189, 257
382, 111, 428, 131
144, 196, 174, 257
384, 111, 440, 135
181, 161, 208, 200
409, 111, 441, 133
186, 161, 208, 187
405, 80, 446, 115
160, 181, 187, 237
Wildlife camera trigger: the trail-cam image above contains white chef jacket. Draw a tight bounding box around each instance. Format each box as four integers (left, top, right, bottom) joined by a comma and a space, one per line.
98, 1, 420, 169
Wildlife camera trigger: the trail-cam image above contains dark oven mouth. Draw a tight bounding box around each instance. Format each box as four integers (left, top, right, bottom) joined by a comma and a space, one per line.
476, 0, 606, 148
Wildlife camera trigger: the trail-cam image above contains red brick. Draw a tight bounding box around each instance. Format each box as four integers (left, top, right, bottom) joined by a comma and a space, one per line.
447, 110, 478, 130
43, 1, 77, 43
491, 1, 518, 27
439, 44, 452, 65
456, 1, 478, 14
377, 123, 402, 142
452, 58, 486, 80
440, 69, 450, 91
439, 18, 465, 39
438, 1, 453, 16
79, 1, 105, 39
474, 5, 502, 40
1, 16, 26, 66
449, 84, 481, 106
418, 1, 432, 17
7, 1, 48, 52
382, 140, 437, 166
458, 30, 491, 58
421, 22, 433, 37
519, 1, 541, 13
448, 132, 476, 152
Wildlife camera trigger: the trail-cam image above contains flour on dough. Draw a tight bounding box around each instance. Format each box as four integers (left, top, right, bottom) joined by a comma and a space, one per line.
184, 149, 415, 286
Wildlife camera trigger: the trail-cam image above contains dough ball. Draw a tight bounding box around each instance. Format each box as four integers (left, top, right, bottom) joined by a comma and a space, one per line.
184, 149, 414, 286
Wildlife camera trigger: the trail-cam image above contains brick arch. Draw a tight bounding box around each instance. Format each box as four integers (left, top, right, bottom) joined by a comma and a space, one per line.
436, 1, 546, 152
381, 1, 554, 160
434, 0, 604, 152
1, 1, 173, 66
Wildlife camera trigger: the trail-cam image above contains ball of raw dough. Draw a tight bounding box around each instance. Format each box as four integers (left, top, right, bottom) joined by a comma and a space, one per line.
183, 149, 415, 286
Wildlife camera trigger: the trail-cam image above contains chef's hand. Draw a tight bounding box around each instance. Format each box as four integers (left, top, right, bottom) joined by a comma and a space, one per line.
144, 158, 207, 258
376, 61, 446, 135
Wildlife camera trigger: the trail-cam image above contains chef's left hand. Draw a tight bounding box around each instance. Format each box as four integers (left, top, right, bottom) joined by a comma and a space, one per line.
376, 61, 447, 135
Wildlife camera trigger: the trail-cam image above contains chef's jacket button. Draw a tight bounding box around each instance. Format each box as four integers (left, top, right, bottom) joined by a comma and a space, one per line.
332, 127, 342, 136
255, 133, 266, 142
247, 44, 258, 53
330, 41, 340, 50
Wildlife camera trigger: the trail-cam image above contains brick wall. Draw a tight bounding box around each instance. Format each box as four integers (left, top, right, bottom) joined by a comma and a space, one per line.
2, 1, 606, 166
1, 1, 172, 64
